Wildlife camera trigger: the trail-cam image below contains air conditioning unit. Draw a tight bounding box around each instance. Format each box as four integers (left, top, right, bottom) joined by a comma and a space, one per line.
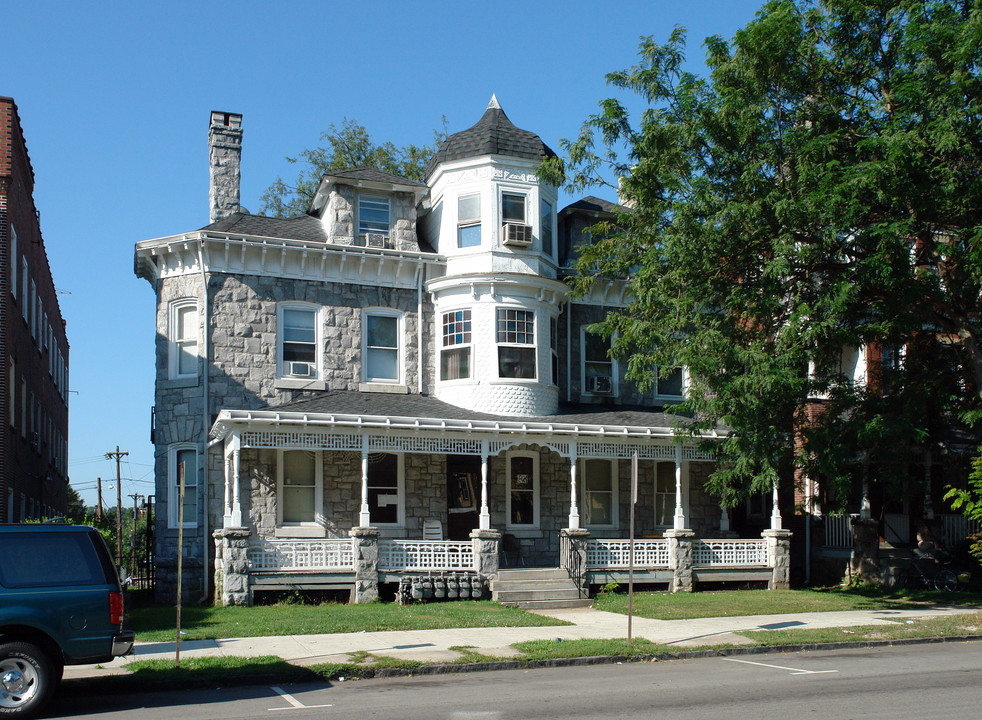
288, 361, 314, 377
585, 375, 613, 394
365, 233, 388, 249
502, 223, 532, 247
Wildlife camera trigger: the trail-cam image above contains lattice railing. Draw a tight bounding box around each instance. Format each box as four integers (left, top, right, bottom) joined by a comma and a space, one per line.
693, 539, 768, 566
586, 539, 670, 569
941, 513, 981, 549
378, 540, 475, 571
248, 539, 355, 572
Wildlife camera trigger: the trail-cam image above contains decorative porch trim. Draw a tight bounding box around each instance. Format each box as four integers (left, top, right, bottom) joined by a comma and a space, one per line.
693, 538, 768, 566
586, 538, 670, 569
378, 540, 475, 571
247, 539, 355, 572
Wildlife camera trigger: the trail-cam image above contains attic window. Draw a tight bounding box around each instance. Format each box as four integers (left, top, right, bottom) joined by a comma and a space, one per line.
359, 196, 390, 238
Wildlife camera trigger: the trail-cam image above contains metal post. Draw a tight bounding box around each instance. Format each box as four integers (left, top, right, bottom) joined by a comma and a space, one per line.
176, 463, 185, 667
628, 451, 638, 643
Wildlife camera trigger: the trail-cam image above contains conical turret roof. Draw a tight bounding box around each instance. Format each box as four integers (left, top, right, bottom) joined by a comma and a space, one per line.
425, 95, 555, 179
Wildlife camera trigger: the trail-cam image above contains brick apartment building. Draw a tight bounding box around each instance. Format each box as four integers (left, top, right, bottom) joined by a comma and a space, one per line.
0, 97, 70, 521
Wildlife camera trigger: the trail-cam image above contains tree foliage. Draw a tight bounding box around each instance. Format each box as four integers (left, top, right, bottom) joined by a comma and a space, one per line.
259, 117, 448, 217
541, 0, 982, 507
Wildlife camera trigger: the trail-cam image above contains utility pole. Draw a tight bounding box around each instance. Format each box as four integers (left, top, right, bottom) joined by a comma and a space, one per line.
129, 493, 142, 581
96, 478, 103, 522
106, 447, 128, 565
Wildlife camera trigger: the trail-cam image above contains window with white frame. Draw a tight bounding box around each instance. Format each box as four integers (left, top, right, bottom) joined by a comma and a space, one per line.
278, 304, 320, 379
278, 450, 322, 527
583, 331, 614, 395
497, 308, 536, 379
358, 196, 390, 238
654, 462, 675, 527
540, 198, 553, 256
654, 365, 684, 400
507, 452, 539, 527
168, 444, 198, 528
363, 311, 401, 383
367, 453, 404, 525
501, 192, 526, 224
168, 300, 198, 379
582, 458, 617, 526
457, 194, 481, 248
550, 317, 559, 385
441, 310, 472, 381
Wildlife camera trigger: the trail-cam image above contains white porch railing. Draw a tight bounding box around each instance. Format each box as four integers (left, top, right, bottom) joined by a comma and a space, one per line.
824, 515, 853, 549
941, 514, 981, 549
378, 540, 475, 571
693, 539, 768, 566
586, 539, 670, 569
248, 539, 355, 572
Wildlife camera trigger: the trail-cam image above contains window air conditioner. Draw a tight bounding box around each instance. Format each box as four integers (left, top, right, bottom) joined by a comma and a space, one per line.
365, 233, 388, 249
289, 361, 314, 377
502, 223, 532, 247
586, 375, 613, 394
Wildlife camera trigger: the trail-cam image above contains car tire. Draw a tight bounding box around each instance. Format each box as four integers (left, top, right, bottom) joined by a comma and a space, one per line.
0, 642, 54, 719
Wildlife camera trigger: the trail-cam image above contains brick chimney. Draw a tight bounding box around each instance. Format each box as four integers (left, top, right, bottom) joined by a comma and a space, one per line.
208, 111, 242, 223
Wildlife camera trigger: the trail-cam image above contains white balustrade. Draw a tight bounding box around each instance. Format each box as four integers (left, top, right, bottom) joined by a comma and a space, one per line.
248, 539, 355, 572
823, 514, 853, 548
586, 539, 670, 569
693, 539, 768, 566
378, 540, 475, 571
941, 514, 981, 549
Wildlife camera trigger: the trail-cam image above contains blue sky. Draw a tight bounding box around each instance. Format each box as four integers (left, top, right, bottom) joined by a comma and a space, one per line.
5, 0, 767, 506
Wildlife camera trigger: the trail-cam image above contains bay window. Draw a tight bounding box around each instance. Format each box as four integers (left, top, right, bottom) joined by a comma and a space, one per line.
458, 194, 481, 247
497, 308, 536, 379
441, 310, 471, 381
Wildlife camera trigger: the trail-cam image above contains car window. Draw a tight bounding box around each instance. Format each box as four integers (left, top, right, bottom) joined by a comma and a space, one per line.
0, 531, 113, 588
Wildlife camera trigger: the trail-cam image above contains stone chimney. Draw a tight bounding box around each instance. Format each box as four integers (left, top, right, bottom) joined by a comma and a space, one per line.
208, 111, 242, 223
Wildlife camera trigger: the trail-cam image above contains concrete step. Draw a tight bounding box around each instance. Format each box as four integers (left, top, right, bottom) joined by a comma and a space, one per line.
495, 568, 569, 582
490, 579, 575, 592
493, 588, 584, 603
508, 598, 594, 610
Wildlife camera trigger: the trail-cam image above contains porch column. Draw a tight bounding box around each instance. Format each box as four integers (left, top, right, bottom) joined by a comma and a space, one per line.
213, 527, 251, 606
350, 526, 380, 603
762, 528, 792, 590
230, 433, 242, 527
665, 528, 695, 592
222, 443, 232, 528
568, 441, 580, 530
359, 435, 371, 527
673, 445, 685, 530
479, 439, 490, 531
860, 454, 872, 520
769, 479, 782, 531
923, 450, 934, 519
718, 504, 736, 538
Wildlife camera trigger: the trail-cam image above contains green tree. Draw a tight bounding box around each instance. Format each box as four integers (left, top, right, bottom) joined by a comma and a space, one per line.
541, 0, 982, 509
65, 484, 86, 523
259, 117, 448, 217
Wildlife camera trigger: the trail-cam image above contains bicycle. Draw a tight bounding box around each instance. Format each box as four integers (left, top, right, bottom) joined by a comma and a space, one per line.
897, 557, 959, 592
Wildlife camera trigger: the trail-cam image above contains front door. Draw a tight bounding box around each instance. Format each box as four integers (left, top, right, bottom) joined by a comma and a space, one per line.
447, 455, 480, 540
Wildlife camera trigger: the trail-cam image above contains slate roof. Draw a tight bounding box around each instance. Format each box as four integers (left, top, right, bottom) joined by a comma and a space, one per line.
323, 167, 426, 187
425, 96, 556, 179
201, 212, 327, 243
262, 390, 688, 430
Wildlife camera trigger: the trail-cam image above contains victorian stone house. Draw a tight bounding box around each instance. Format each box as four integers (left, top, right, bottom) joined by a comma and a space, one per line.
135, 101, 792, 605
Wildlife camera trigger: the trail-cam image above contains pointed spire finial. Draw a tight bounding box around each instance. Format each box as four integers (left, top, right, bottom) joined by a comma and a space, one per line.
488, 94, 500, 110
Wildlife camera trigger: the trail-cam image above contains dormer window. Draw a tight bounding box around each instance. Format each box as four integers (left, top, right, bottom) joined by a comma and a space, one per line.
458, 194, 481, 248
358, 196, 390, 239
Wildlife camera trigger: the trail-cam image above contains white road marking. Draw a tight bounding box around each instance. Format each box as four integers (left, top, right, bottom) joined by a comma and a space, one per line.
268, 686, 334, 711
722, 658, 838, 675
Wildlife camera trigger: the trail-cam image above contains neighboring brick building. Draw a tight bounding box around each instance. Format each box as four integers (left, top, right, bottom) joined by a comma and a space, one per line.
0, 97, 70, 522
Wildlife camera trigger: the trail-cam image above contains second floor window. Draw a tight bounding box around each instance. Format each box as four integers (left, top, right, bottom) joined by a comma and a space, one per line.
583, 331, 614, 395
359, 196, 390, 237
497, 308, 535, 379
365, 313, 400, 383
169, 300, 198, 379
280, 305, 319, 379
502, 192, 526, 224
540, 198, 553, 256
441, 310, 471, 381
458, 194, 481, 248
169, 445, 198, 528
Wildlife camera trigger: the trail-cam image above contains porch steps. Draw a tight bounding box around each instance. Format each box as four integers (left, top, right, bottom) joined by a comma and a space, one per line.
491, 568, 592, 609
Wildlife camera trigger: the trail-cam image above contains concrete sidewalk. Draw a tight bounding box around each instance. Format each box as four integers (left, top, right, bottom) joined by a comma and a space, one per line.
63, 604, 982, 680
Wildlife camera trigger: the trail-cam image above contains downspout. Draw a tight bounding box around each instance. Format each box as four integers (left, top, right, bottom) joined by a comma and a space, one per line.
197, 241, 210, 604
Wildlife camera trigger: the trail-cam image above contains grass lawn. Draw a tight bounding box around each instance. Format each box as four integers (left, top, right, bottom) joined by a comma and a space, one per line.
129, 600, 569, 643
738, 610, 982, 645
592, 587, 982, 620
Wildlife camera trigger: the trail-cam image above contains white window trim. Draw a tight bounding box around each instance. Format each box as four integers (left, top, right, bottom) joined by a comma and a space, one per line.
361, 308, 405, 386
495, 307, 537, 382
368, 452, 406, 528
168, 299, 199, 380
275, 449, 326, 537
168, 443, 199, 529
457, 192, 482, 248
276, 302, 323, 384
440, 308, 473, 383
500, 189, 528, 225
580, 458, 619, 529
358, 195, 391, 239
581, 328, 618, 397
506, 450, 540, 529
653, 365, 687, 403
